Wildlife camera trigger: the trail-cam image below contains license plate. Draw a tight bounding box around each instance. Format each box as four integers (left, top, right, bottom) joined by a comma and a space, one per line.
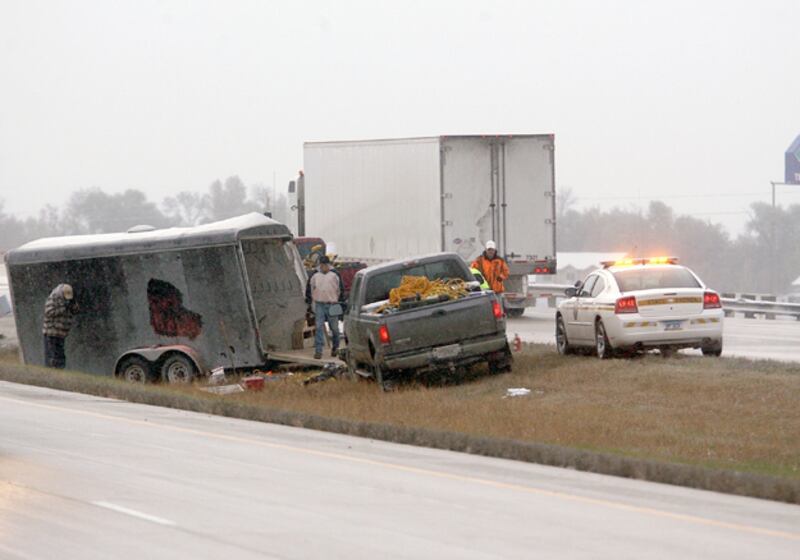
433, 344, 461, 360
663, 320, 684, 331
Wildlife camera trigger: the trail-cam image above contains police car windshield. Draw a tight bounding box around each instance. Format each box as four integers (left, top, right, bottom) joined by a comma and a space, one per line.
612, 267, 701, 292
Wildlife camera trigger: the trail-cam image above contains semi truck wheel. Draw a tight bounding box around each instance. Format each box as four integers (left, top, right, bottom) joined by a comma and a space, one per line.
505, 308, 525, 318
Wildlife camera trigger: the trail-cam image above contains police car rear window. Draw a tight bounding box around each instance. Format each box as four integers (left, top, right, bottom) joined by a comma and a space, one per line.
612, 268, 700, 292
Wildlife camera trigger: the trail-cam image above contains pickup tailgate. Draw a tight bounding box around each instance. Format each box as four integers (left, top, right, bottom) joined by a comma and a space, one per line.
383, 293, 501, 353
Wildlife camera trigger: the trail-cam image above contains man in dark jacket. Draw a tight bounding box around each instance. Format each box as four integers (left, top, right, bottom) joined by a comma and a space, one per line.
42, 284, 78, 369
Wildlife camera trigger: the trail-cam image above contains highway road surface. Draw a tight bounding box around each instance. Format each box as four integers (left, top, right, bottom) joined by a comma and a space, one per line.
0, 382, 798, 559
508, 308, 800, 362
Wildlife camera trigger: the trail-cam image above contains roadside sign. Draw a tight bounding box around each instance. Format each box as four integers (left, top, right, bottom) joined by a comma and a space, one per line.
786, 134, 800, 185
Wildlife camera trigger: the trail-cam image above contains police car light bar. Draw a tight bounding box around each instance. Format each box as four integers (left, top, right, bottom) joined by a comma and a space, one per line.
601, 256, 679, 268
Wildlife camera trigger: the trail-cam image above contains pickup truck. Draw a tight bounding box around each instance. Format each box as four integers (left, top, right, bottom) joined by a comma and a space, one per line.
342, 253, 512, 388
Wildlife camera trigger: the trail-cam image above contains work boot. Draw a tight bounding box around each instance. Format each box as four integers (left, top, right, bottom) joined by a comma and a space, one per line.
331, 347, 338, 358
313, 352, 322, 360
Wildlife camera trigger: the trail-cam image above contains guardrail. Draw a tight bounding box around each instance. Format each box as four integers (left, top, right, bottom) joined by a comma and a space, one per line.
720, 298, 800, 321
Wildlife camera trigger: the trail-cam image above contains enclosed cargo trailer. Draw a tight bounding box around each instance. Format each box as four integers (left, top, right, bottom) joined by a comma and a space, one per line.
298, 135, 557, 314
5, 213, 308, 380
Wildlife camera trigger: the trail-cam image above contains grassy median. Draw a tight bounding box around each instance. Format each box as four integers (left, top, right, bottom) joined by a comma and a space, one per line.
243, 347, 800, 480
1, 344, 799, 496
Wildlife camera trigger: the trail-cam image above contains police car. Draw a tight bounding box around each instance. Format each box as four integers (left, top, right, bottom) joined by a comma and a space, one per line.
555, 257, 723, 358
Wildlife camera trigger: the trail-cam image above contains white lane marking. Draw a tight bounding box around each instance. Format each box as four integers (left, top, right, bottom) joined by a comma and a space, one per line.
92, 501, 176, 526
2, 393, 798, 542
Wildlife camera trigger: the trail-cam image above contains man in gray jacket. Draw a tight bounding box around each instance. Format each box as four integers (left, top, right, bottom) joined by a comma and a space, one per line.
305, 256, 342, 359
42, 284, 78, 369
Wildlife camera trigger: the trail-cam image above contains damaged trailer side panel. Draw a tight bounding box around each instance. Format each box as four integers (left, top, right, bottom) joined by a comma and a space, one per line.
5, 213, 308, 377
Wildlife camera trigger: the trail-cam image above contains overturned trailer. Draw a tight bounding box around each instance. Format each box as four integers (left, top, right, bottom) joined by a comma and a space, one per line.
4, 213, 308, 381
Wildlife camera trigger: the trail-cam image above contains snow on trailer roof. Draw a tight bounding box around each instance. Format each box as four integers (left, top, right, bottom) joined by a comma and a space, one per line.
6, 213, 292, 266
304, 133, 555, 147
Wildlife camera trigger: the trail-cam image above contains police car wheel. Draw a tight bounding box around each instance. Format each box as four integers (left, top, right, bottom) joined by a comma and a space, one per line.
702, 341, 723, 357
556, 316, 573, 355
595, 320, 613, 359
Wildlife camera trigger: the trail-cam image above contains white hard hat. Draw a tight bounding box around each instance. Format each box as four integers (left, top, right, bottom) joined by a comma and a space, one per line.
486, 240, 497, 250
62, 284, 74, 300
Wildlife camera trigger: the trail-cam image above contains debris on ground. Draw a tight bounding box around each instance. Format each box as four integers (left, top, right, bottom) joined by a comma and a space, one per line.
303, 363, 347, 385
202, 384, 245, 395
241, 375, 265, 391
208, 366, 226, 385
503, 387, 531, 398
202, 369, 293, 395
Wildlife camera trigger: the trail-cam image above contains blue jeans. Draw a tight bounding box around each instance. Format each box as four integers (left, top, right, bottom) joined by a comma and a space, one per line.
314, 302, 341, 354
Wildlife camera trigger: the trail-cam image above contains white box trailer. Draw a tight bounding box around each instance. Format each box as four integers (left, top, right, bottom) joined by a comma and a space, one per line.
298, 135, 557, 315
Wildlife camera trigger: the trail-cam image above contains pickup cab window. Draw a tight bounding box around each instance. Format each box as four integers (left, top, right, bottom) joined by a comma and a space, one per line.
363, 259, 471, 305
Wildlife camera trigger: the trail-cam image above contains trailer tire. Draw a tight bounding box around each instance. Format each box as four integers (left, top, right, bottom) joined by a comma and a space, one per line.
117, 355, 153, 383
160, 353, 197, 384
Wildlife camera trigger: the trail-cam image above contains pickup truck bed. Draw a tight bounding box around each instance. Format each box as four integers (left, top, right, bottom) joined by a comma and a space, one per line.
343, 253, 512, 388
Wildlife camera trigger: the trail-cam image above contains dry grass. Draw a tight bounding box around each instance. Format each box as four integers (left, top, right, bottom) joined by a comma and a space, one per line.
233, 345, 800, 479
0, 346, 20, 364
1, 343, 798, 483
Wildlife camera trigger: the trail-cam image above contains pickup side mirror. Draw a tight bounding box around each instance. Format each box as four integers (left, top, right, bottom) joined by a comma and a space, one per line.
565, 287, 578, 298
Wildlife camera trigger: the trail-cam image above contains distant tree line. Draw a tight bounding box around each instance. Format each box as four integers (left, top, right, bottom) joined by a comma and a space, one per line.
2, 181, 797, 293
0, 175, 289, 252
557, 189, 800, 294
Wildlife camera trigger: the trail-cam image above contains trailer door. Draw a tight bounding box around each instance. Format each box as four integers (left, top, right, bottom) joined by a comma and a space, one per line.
440, 137, 494, 263
240, 238, 307, 352
441, 136, 556, 268
502, 136, 556, 263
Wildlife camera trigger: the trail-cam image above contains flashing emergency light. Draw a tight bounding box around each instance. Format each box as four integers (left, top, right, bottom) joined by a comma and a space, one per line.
601, 256, 679, 268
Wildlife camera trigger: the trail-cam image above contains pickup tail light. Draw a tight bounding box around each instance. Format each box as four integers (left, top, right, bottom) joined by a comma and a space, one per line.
615, 296, 638, 314
492, 300, 504, 319
703, 292, 721, 309
378, 325, 391, 344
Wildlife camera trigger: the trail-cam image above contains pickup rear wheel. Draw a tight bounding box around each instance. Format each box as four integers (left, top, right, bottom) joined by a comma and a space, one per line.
373, 364, 394, 392
488, 344, 513, 374
343, 349, 360, 381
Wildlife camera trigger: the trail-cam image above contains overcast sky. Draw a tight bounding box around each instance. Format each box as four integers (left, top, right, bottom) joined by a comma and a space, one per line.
1, 0, 798, 234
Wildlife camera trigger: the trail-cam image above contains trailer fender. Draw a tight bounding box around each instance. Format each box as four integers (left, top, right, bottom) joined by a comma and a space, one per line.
114, 345, 207, 378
